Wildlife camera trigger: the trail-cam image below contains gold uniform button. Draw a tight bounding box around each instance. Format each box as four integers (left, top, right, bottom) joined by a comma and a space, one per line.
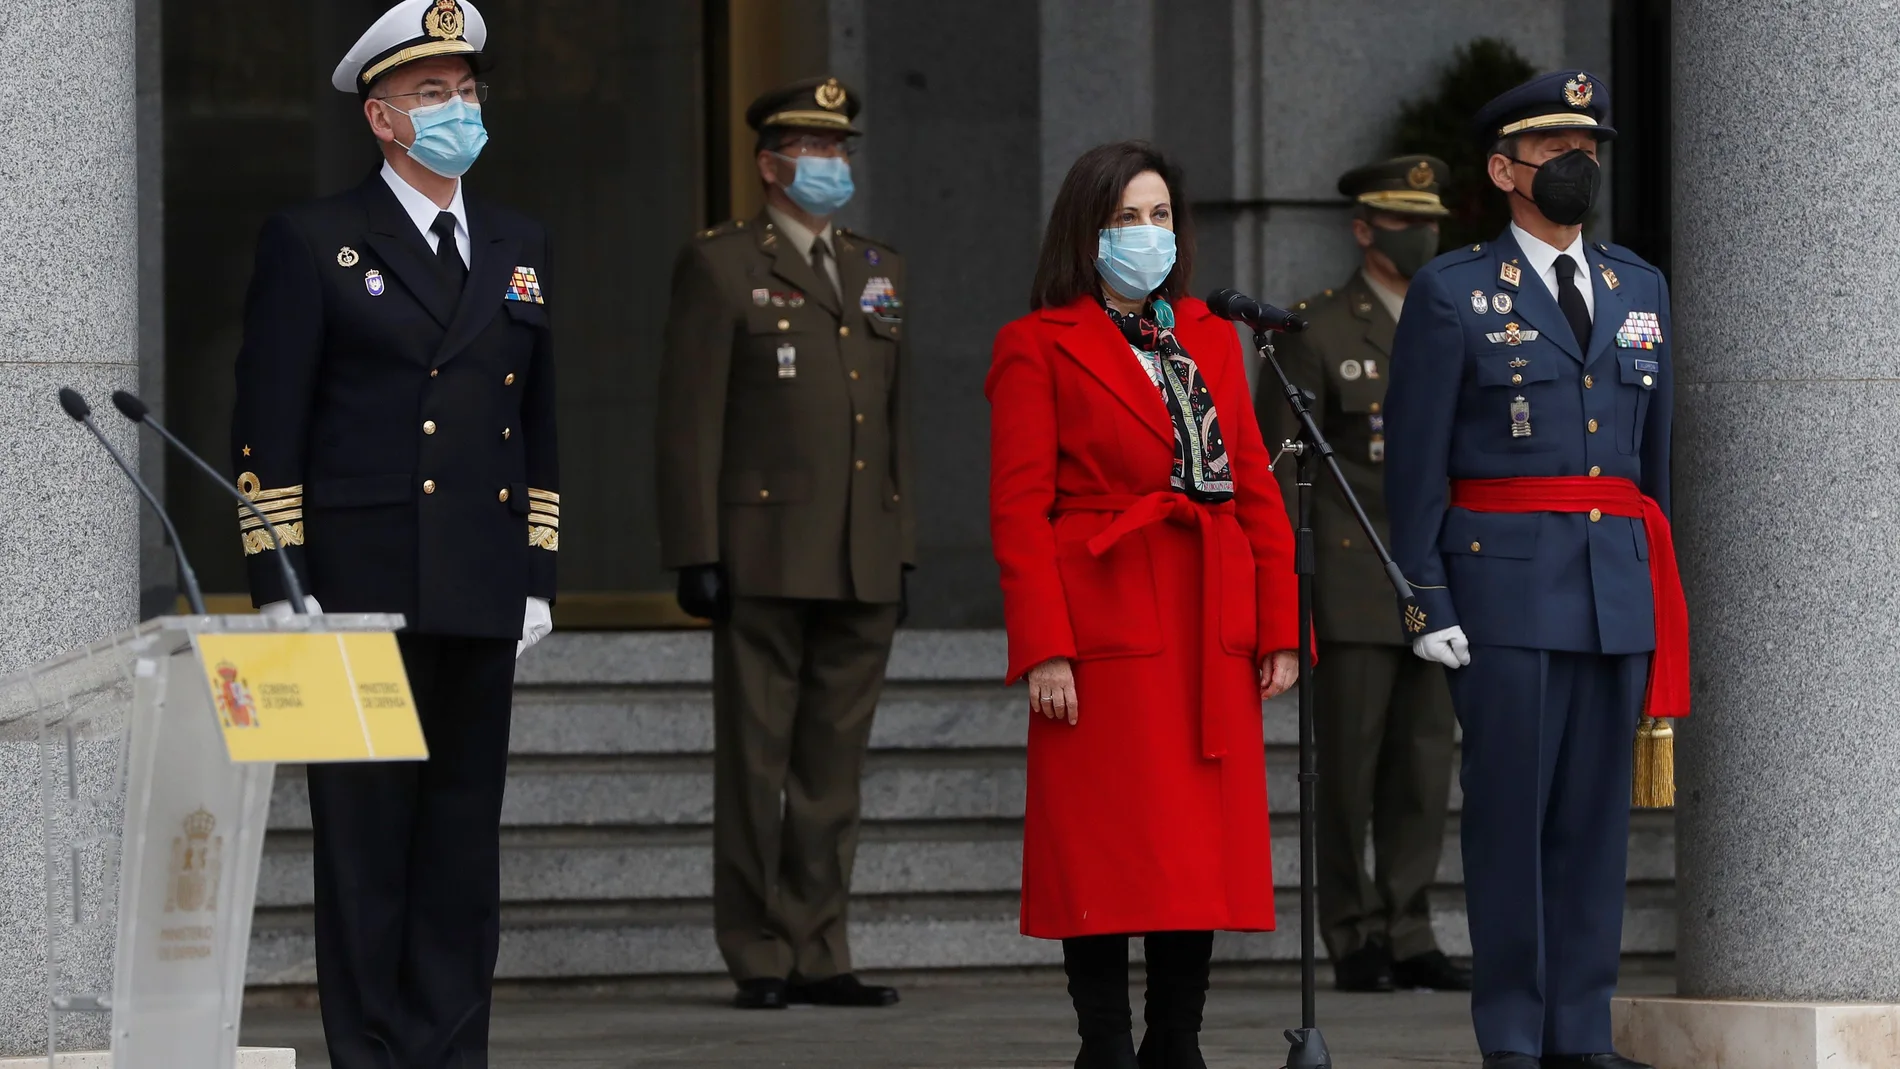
423, 480, 437, 495
429, 368, 440, 378
777, 319, 790, 331
1588, 419, 1599, 433
1643, 374, 1655, 387
892, 493, 901, 502
854, 460, 867, 471
758, 489, 770, 500
854, 413, 865, 423
504, 373, 516, 386
498, 488, 510, 503
1341, 538, 1353, 548
1370, 402, 1381, 413
1511, 374, 1523, 385
1584, 374, 1594, 389
849, 369, 861, 380
838, 326, 851, 338
502, 428, 511, 440
1589, 508, 1603, 522
1589, 465, 1602, 477
1470, 542, 1482, 553
423, 420, 437, 435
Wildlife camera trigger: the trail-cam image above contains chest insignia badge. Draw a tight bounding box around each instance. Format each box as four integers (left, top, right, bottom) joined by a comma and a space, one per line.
1509, 355, 1530, 368
865, 247, 881, 265
1492, 292, 1514, 315
364, 270, 385, 297
1600, 264, 1621, 290
789, 292, 806, 308
776, 344, 797, 379
505, 267, 544, 304
772, 293, 787, 307
1363, 359, 1380, 380
1471, 290, 1488, 314
1500, 261, 1522, 287
1615, 310, 1664, 349
1484, 324, 1540, 345
859, 276, 903, 318
752, 288, 771, 306
337, 246, 360, 268
1510, 395, 1533, 438
1339, 359, 1364, 381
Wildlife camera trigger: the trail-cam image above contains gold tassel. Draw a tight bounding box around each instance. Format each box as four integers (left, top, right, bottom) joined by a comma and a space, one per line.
1631, 717, 1676, 809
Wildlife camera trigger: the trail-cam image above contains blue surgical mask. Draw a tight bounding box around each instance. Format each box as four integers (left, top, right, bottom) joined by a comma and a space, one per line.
384, 96, 489, 179
1096, 224, 1178, 300
775, 153, 856, 216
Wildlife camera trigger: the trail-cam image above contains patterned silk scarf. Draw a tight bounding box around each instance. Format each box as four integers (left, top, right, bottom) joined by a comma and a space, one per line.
1104, 297, 1234, 502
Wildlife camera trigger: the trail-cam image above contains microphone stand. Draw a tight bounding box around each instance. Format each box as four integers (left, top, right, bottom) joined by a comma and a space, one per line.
1257, 329, 1423, 1069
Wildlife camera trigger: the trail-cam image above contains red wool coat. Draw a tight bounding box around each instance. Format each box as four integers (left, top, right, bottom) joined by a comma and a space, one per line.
986, 295, 1300, 939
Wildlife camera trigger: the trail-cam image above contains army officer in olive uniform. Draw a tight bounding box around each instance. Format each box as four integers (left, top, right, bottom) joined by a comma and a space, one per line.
1257, 155, 1467, 995
655, 76, 913, 1011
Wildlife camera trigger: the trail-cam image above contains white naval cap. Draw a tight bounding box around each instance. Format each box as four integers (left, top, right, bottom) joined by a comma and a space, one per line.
331, 0, 489, 94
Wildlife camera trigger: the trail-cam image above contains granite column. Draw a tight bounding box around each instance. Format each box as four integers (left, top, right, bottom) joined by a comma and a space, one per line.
1616, 2, 1900, 1064
0, 0, 143, 1056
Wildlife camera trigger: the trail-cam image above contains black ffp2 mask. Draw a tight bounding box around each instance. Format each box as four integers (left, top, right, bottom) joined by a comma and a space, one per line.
1511, 149, 1600, 226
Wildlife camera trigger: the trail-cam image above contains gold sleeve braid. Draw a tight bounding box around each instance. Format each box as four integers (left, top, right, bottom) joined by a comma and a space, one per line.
236, 473, 305, 556
528, 488, 560, 551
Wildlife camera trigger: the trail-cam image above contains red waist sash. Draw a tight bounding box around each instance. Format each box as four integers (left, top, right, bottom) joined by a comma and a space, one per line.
1449, 477, 1688, 719
1055, 492, 1237, 758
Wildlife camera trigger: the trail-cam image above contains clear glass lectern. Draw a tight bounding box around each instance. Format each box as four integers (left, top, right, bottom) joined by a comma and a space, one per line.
0, 613, 413, 1069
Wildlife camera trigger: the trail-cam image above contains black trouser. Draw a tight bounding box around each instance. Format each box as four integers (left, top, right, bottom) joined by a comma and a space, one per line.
1063, 932, 1215, 1037
306, 634, 516, 1069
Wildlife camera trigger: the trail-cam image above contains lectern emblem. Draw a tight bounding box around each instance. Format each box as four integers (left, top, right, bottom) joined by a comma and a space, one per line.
165, 808, 222, 914
213, 661, 261, 729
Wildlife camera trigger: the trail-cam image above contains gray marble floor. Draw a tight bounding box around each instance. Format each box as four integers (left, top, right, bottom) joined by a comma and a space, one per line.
242, 971, 1675, 1068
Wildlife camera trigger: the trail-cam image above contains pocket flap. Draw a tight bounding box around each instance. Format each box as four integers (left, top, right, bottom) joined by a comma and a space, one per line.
1439, 510, 1540, 560
1475, 357, 1560, 388
1335, 382, 1385, 414
720, 470, 811, 504
504, 300, 549, 327
308, 474, 415, 508
865, 314, 903, 342
1619, 353, 1660, 389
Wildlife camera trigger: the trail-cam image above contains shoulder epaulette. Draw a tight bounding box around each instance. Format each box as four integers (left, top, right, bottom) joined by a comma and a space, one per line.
1592, 240, 1658, 273
695, 219, 751, 242
1293, 287, 1340, 313
837, 227, 900, 257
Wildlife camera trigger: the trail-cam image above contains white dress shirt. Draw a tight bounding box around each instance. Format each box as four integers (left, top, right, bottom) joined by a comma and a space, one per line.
1509, 222, 1593, 322
766, 206, 841, 297
381, 161, 470, 268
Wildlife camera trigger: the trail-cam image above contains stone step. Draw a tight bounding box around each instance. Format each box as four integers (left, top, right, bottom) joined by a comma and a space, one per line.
508, 684, 1318, 755
266, 750, 1470, 832
514, 629, 1011, 687
254, 813, 1676, 909
245, 886, 1677, 986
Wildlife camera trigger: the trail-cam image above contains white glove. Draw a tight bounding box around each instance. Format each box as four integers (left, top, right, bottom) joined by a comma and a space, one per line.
517, 596, 553, 658
1412, 625, 1471, 669
259, 596, 323, 619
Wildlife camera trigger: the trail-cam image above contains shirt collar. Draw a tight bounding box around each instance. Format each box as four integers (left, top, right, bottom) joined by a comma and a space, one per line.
766, 205, 833, 258
1360, 269, 1406, 323
1509, 221, 1587, 283
381, 160, 467, 243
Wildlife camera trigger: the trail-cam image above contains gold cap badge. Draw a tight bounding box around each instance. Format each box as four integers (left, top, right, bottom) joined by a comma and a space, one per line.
1407, 160, 1434, 189
1564, 74, 1593, 109
815, 78, 847, 112
423, 0, 466, 42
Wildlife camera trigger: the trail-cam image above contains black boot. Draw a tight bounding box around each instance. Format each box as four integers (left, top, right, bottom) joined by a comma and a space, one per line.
1064, 935, 1138, 1069
1137, 931, 1212, 1069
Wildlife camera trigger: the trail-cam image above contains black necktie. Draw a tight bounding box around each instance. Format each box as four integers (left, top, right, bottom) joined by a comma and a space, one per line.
431, 211, 466, 288
1553, 255, 1592, 349
809, 238, 839, 304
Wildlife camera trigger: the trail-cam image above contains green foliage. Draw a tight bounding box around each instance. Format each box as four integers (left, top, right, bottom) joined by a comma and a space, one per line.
1389, 38, 1537, 251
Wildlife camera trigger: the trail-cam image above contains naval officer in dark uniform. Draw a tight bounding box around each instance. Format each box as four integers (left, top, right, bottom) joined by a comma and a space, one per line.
655, 77, 912, 1011
230, 1, 558, 1063
1384, 71, 1686, 1069
1260, 156, 1466, 995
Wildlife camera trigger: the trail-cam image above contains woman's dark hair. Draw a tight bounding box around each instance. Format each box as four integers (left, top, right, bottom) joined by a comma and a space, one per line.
1030, 140, 1195, 310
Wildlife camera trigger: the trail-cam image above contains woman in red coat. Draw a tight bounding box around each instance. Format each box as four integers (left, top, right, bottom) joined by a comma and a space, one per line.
986, 142, 1300, 1069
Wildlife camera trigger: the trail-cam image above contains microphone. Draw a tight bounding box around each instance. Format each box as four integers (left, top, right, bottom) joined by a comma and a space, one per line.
58, 387, 208, 615
1205, 288, 1308, 333
109, 390, 310, 613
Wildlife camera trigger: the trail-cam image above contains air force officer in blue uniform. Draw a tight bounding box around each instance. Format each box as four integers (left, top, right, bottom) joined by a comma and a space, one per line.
1383, 71, 1674, 1069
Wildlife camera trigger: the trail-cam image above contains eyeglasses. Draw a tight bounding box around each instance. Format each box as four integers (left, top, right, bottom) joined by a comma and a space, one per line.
774, 134, 858, 158
378, 83, 490, 108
